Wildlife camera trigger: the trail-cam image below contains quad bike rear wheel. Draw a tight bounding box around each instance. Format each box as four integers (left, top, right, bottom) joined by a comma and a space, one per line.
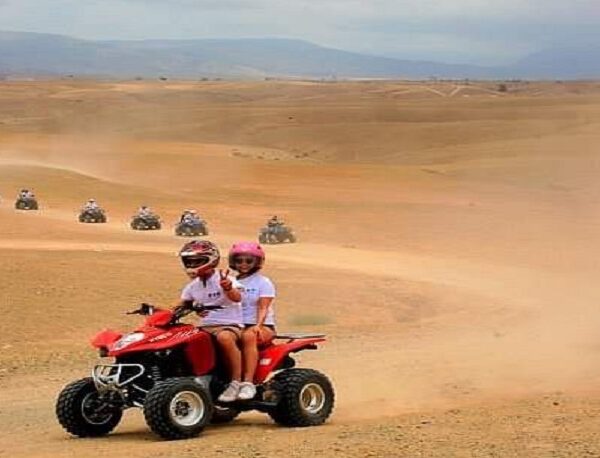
267, 368, 334, 427
56, 378, 123, 437
144, 378, 213, 440
258, 234, 267, 244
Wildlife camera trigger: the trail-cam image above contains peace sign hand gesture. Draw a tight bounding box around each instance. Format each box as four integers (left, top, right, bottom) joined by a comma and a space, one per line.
219, 269, 233, 291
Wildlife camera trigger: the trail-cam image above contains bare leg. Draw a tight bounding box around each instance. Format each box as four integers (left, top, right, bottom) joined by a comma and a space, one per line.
216, 331, 242, 381
241, 329, 258, 382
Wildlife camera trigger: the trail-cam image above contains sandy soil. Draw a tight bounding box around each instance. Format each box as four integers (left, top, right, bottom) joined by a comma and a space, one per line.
1, 80, 600, 457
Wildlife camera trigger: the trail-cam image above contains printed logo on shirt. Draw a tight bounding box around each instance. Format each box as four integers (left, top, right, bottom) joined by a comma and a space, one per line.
208, 291, 222, 299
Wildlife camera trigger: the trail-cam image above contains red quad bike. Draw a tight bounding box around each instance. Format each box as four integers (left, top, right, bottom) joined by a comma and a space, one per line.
56, 302, 335, 440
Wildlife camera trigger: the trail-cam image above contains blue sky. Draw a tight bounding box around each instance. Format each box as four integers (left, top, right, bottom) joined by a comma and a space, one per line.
0, 0, 598, 65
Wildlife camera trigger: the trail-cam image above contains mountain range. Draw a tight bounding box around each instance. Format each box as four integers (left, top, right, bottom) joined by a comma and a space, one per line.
0, 31, 598, 80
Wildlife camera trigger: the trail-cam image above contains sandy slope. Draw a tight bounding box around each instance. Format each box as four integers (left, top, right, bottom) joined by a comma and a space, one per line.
1, 80, 600, 457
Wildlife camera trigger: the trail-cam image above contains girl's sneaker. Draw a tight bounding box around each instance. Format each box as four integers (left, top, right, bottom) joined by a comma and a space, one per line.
237, 382, 257, 400
218, 380, 241, 402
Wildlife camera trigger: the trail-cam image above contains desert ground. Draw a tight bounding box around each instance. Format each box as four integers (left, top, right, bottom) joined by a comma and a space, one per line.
1, 79, 600, 457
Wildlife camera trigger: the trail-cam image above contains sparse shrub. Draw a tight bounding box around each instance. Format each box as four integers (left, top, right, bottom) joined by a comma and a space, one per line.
497, 83, 508, 93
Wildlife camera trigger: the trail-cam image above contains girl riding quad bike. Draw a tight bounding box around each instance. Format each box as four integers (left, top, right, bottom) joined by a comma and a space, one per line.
55, 302, 334, 440
228, 241, 277, 401
55, 242, 334, 440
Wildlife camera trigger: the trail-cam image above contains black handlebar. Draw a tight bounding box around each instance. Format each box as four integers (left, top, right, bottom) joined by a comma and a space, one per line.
126, 302, 224, 322
126, 303, 155, 315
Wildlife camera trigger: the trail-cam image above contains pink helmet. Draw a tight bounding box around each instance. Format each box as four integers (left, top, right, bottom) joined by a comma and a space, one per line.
228, 241, 265, 270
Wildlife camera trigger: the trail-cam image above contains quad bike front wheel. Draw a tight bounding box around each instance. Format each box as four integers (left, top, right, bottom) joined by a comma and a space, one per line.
56, 378, 123, 437
267, 368, 334, 427
144, 378, 213, 440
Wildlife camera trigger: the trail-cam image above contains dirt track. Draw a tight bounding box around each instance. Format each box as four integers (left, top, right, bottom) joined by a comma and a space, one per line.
1, 80, 600, 457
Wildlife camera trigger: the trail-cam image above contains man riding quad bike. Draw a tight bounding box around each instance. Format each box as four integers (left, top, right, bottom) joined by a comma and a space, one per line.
15, 188, 38, 210
55, 302, 334, 440
258, 216, 296, 244
175, 210, 208, 237
79, 199, 107, 223
131, 206, 161, 230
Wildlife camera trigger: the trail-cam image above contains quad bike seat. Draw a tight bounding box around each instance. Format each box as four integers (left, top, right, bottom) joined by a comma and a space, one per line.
257, 333, 326, 351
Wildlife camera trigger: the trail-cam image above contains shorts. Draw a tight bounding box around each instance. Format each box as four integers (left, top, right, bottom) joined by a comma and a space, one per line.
201, 325, 242, 339
244, 324, 276, 331
243, 324, 276, 345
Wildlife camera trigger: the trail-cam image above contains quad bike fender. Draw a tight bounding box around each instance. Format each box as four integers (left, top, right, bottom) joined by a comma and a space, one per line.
91, 329, 122, 350
184, 332, 216, 375
142, 309, 174, 328
254, 337, 325, 383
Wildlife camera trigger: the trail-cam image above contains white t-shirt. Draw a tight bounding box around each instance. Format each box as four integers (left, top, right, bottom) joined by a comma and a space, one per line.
238, 273, 276, 326
180, 271, 243, 326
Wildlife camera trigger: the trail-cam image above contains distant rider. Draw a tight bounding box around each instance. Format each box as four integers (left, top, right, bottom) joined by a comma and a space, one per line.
174, 240, 244, 402
180, 209, 194, 224
267, 215, 284, 228
83, 199, 100, 211
189, 210, 201, 222
19, 188, 34, 199
181, 209, 201, 225
138, 205, 152, 217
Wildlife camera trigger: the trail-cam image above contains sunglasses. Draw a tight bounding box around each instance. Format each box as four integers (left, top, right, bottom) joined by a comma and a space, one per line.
234, 256, 257, 265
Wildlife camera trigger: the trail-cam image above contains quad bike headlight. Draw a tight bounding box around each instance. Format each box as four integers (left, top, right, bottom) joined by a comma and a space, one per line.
112, 332, 145, 350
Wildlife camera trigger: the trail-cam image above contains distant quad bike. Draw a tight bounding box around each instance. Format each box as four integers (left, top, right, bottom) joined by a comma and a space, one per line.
131, 214, 161, 231
15, 196, 38, 210
56, 303, 334, 440
259, 224, 297, 244
175, 219, 209, 237
79, 208, 107, 224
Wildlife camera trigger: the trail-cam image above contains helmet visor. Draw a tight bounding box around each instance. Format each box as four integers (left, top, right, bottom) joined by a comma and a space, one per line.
182, 255, 210, 269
